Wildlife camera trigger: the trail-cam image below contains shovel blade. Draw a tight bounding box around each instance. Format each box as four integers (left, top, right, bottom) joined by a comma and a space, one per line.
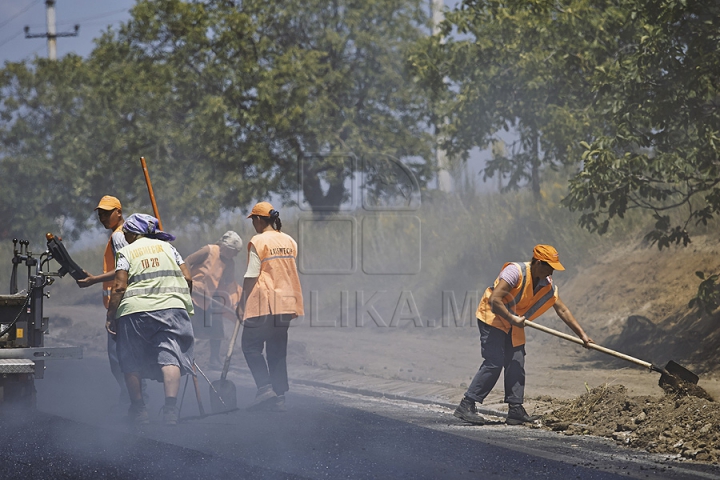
210, 379, 237, 414
665, 360, 699, 385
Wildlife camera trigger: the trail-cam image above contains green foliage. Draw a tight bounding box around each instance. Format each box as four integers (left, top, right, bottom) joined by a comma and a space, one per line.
563, 0, 720, 251
0, 0, 434, 241
688, 271, 720, 316
409, 0, 626, 198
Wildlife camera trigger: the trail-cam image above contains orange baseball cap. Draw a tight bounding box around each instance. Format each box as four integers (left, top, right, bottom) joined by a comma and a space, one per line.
247, 201, 274, 218
532, 244, 565, 271
95, 195, 122, 211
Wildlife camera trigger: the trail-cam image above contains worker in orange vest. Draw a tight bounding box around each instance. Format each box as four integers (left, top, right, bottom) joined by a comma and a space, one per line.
76, 196, 145, 404
185, 231, 243, 370
454, 245, 593, 426
237, 202, 304, 412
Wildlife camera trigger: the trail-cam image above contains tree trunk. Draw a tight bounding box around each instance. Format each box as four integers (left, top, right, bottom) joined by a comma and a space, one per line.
531, 128, 541, 201
301, 160, 346, 213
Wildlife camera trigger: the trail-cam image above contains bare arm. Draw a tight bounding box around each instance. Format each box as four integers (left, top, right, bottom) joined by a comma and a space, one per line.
76, 270, 116, 288
179, 263, 193, 295
489, 279, 525, 327
105, 270, 128, 335
553, 297, 593, 347
235, 276, 258, 321
184, 245, 210, 271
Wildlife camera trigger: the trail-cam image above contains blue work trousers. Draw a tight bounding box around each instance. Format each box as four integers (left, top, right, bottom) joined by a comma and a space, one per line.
465, 320, 525, 405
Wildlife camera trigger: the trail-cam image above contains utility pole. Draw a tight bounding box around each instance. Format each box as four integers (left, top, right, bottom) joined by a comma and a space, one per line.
24, 0, 79, 60
430, 0, 454, 192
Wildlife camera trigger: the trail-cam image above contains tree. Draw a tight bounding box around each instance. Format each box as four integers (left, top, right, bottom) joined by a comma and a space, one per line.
0, 0, 434, 241
562, 0, 720, 310
98, 0, 435, 212
409, 0, 630, 198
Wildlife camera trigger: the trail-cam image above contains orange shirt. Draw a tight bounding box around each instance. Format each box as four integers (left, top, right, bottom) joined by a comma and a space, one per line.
102, 223, 125, 309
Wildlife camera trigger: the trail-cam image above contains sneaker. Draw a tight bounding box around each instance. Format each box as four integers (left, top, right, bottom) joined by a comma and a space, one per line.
163, 405, 179, 426
266, 395, 286, 412
128, 404, 149, 426
506, 404, 540, 425
453, 397, 487, 425
246, 384, 277, 411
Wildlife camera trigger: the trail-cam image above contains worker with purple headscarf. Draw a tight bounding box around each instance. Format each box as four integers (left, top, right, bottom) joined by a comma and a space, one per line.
106, 213, 195, 426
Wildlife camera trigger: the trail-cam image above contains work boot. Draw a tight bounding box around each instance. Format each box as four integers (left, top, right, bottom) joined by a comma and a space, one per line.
247, 384, 277, 411
453, 396, 487, 425
128, 402, 149, 426
506, 403, 540, 425
163, 405, 179, 426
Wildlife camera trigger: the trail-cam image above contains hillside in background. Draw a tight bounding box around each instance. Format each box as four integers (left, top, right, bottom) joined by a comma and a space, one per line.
551, 235, 720, 374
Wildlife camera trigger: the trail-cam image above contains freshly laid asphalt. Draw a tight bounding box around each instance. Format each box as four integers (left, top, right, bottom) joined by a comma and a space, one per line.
1, 356, 718, 479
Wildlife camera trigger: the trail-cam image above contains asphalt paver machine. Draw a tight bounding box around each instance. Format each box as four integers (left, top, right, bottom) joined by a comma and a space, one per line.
0, 235, 83, 406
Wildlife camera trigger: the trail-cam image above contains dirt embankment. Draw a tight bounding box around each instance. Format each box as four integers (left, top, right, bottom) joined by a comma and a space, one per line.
559, 235, 720, 373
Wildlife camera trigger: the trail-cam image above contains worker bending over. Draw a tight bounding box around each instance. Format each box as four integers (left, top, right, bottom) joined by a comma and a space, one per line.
454, 245, 593, 426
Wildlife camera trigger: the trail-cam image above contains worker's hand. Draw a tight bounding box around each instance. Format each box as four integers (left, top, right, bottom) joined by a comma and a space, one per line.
580, 334, 594, 348
508, 314, 526, 328
76, 272, 95, 288
106, 317, 117, 336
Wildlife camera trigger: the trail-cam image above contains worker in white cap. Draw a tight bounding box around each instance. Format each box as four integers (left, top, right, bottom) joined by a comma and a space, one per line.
185, 231, 243, 369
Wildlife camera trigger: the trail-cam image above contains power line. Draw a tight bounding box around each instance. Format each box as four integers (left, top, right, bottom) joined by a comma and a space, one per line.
55, 7, 129, 26
22, 8, 129, 29
0, 31, 24, 50
0, 0, 43, 30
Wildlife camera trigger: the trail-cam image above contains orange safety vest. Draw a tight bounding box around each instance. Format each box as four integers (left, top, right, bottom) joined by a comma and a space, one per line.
243, 231, 304, 320
102, 223, 124, 309
190, 244, 242, 320
476, 262, 558, 346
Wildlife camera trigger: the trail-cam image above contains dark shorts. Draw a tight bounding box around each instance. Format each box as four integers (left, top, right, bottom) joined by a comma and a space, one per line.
116, 308, 195, 381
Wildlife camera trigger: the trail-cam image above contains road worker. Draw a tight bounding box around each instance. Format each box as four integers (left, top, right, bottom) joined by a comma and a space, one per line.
185, 231, 243, 369
454, 245, 594, 425
237, 202, 304, 412
106, 213, 195, 426
76, 196, 145, 404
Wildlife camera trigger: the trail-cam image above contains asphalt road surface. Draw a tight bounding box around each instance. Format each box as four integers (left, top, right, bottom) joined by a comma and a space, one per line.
2, 356, 719, 479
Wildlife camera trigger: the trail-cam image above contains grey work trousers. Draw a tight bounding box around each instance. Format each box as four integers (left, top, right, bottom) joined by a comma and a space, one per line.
241, 314, 292, 396
465, 320, 526, 405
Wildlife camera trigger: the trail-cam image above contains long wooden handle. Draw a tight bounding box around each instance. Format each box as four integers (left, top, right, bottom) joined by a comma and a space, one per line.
524, 321, 656, 371
140, 156, 163, 230
221, 318, 243, 381
191, 363, 205, 416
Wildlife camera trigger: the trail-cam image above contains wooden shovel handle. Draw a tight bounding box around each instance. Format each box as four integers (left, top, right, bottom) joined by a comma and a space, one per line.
140, 156, 163, 229
524, 321, 655, 371
221, 317, 242, 381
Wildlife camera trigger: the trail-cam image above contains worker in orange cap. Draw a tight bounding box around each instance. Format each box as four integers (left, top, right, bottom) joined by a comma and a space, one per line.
454, 244, 593, 426
76, 195, 145, 404
237, 202, 304, 412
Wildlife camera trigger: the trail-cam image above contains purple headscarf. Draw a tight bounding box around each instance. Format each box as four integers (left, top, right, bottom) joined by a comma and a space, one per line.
123, 213, 176, 242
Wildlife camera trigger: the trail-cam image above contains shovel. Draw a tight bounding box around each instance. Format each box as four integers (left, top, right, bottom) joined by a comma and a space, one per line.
210, 317, 242, 413
524, 321, 712, 400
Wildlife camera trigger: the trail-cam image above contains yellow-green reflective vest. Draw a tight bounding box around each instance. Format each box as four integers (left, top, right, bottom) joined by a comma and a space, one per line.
115, 237, 193, 318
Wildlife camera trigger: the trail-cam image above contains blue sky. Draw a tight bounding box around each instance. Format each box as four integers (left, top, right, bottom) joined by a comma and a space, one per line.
0, 0, 136, 64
